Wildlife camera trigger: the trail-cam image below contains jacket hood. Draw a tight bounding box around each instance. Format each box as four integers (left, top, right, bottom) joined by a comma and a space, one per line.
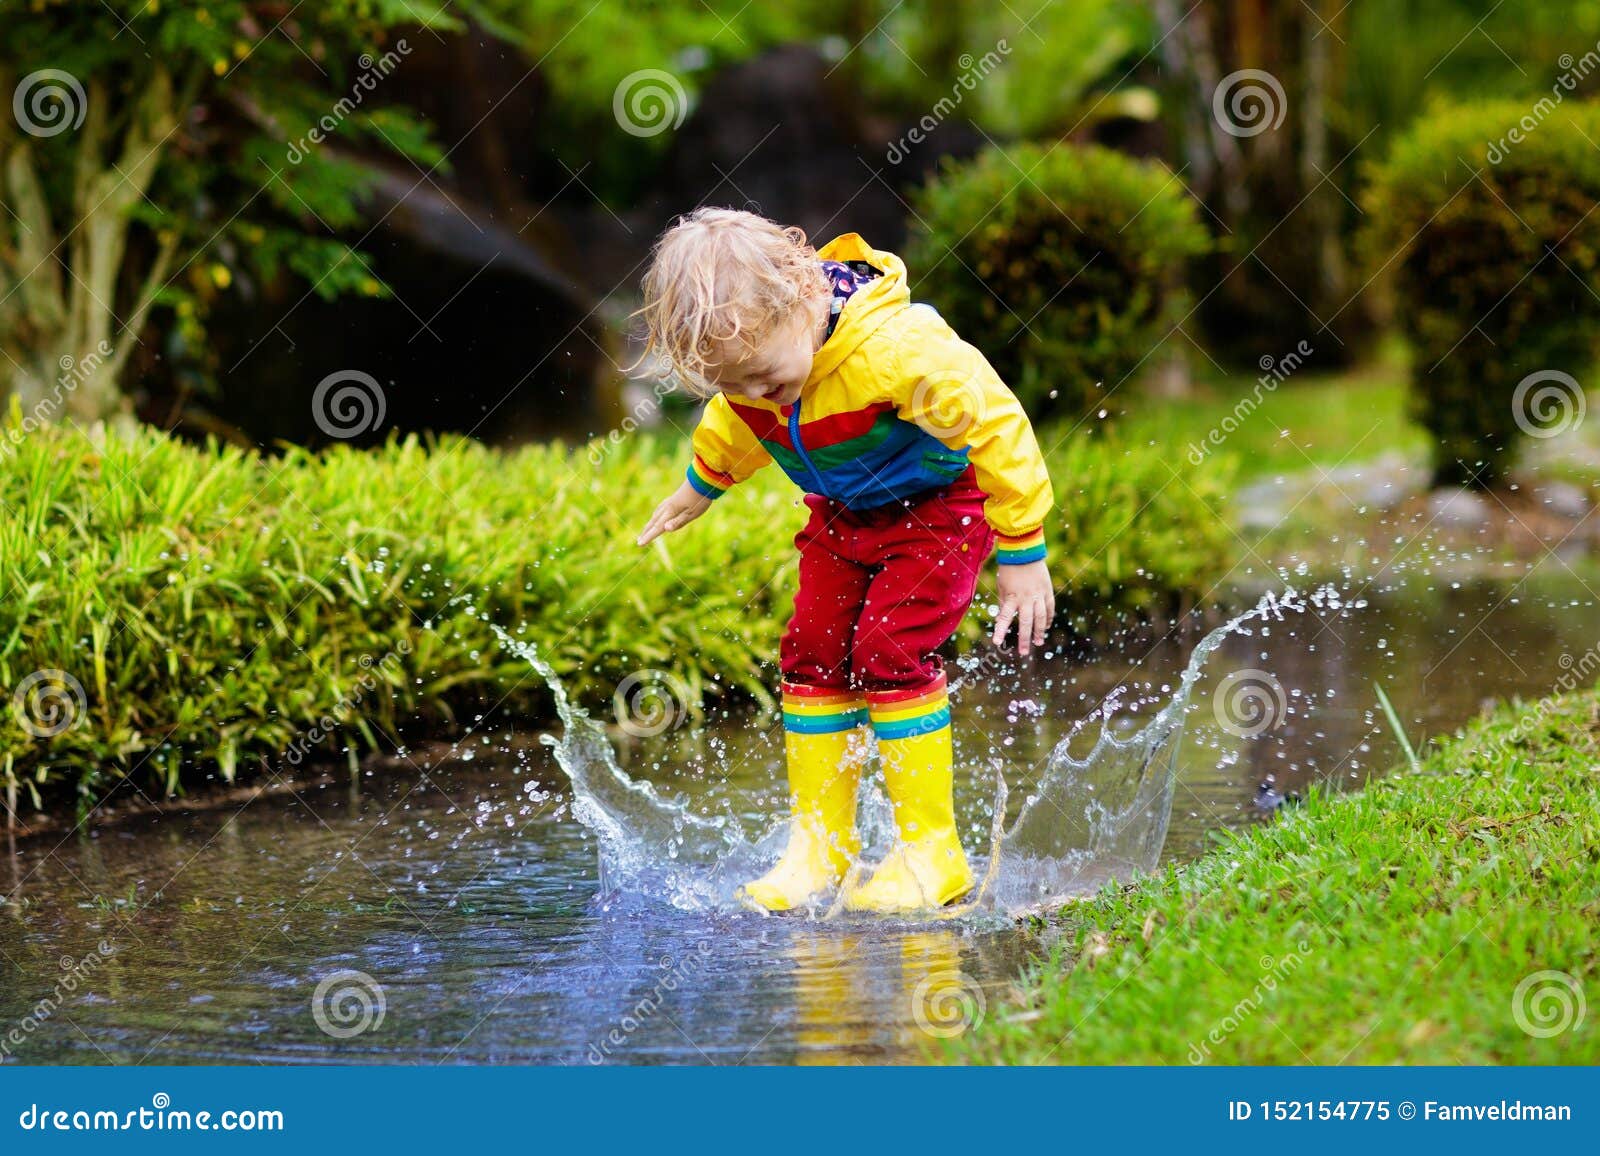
806, 234, 910, 383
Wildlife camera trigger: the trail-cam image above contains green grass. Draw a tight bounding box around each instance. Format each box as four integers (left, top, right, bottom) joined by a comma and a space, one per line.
953, 684, 1600, 1064
0, 414, 1236, 810
1117, 365, 1429, 482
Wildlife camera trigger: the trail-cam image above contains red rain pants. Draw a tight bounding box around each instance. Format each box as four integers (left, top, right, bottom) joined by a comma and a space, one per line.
779, 483, 994, 694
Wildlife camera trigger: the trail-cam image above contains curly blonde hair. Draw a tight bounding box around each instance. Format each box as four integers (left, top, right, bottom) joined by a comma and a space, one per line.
635, 207, 830, 396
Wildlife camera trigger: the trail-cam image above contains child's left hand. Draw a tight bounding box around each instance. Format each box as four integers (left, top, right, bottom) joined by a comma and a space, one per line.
993, 560, 1056, 656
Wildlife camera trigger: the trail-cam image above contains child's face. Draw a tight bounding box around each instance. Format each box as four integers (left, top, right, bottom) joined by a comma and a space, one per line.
705, 311, 818, 408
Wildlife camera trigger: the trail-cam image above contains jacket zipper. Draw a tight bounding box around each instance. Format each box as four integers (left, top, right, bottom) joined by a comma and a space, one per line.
788, 400, 829, 493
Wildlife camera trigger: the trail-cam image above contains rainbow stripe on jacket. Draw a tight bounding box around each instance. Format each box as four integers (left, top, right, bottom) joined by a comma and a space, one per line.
682, 234, 1054, 566
687, 456, 736, 500
994, 528, 1046, 565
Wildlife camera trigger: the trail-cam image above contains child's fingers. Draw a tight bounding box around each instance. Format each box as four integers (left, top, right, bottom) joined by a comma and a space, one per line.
654, 505, 703, 539
636, 504, 671, 545
992, 599, 1017, 648
1016, 601, 1036, 656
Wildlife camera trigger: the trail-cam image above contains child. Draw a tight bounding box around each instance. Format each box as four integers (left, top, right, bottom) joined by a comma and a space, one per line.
634, 208, 1054, 914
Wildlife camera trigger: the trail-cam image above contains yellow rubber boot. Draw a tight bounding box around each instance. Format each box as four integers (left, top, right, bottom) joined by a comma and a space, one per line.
845, 678, 973, 914
738, 686, 868, 912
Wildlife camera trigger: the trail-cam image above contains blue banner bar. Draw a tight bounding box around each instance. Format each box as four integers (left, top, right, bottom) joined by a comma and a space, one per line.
1, 1066, 1594, 1151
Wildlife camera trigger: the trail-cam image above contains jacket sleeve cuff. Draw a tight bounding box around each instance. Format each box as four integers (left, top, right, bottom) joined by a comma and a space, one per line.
686, 456, 734, 499
994, 528, 1046, 565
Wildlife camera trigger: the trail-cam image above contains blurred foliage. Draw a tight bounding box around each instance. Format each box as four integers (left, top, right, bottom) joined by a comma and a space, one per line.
494, 0, 807, 105
501, 0, 1157, 201
0, 412, 1235, 806
492, 0, 813, 197
1045, 427, 1238, 629
1360, 98, 1600, 485
905, 142, 1210, 421
1347, 0, 1600, 152
0, 0, 508, 414
845, 0, 1157, 138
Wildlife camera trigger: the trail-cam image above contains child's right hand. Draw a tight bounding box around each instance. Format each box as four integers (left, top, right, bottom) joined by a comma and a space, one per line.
636, 481, 713, 546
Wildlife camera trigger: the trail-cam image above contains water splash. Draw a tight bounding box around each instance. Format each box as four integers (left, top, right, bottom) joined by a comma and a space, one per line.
494, 583, 1361, 918
492, 626, 766, 910
994, 584, 1359, 908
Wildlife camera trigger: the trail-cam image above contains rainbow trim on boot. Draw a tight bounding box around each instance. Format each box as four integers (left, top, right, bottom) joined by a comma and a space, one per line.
780, 683, 870, 734
864, 677, 950, 740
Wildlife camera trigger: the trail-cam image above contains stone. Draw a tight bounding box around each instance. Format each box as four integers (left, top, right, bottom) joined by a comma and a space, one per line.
1532, 481, 1592, 521
1425, 486, 1492, 530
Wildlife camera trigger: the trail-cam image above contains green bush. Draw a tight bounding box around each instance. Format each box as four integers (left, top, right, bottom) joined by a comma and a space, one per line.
0, 416, 1236, 809
1041, 428, 1239, 628
1361, 99, 1600, 485
0, 422, 789, 812
904, 142, 1211, 420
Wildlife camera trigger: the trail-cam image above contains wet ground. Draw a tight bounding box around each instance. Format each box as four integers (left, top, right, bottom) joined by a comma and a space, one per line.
4, 565, 1597, 1064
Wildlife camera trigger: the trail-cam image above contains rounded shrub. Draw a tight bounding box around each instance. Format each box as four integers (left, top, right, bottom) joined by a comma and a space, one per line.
1361, 99, 1600, 485
904, 142, 1210, 420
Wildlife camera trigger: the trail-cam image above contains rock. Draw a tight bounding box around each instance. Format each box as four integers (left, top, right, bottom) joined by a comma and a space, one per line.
1533, 481, 1592, 521
1426, 486, 1492, 530
1236, 478, 1292, 531
1324, 451, 1425, 511
1555, 539, 1589, 565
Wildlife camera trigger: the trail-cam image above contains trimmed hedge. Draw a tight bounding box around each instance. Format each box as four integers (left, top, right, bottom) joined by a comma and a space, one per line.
1361, 99, 1600, 485
905, 142, 1211, 420
0, 416, 1236, 809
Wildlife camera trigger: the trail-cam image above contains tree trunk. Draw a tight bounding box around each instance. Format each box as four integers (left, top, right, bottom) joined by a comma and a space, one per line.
0, 64, 182, 424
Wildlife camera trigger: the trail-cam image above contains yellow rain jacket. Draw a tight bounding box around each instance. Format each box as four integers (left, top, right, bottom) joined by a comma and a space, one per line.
685, 234, 1054, 564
